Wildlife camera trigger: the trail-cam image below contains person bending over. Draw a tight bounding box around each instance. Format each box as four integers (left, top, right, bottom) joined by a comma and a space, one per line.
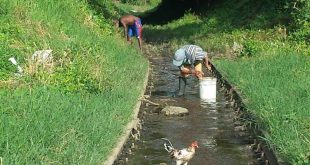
119, 15, 143, 51
172, 44, 212, 96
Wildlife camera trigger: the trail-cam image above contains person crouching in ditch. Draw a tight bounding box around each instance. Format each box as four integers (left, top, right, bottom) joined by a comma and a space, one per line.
172, 44, 212, 96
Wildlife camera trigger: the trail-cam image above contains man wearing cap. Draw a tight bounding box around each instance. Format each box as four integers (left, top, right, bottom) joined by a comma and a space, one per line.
173, 44, 212, 96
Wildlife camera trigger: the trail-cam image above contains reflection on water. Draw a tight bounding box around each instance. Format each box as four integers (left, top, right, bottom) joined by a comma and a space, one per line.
201, 98, 217, 103
200, 99, 218, 108
115, 57, 257, 165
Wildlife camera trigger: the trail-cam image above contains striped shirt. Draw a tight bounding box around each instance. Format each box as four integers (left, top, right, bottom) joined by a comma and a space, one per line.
182, 45, 207, 65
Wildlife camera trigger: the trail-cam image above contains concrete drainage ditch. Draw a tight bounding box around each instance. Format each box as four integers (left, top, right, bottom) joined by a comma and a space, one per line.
109, 55, 285, 165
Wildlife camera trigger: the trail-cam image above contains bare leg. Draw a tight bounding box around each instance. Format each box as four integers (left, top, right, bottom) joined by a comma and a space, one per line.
127, 36, 132, 45
137, 37, 142, 51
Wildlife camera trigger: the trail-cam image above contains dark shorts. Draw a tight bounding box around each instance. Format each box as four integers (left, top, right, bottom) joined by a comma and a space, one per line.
128, 19, 142, 38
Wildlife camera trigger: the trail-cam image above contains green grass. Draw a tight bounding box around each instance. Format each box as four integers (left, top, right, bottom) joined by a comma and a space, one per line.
114, 0, 161, 13
143, 1, 309, 164
0, 0, 308, 164
213, 51, 310, 164
0, 0, 148, 164
0, 85, 143, 164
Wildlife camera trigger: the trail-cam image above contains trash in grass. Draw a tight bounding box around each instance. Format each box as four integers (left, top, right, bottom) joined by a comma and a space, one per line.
31, 49, 53, 64
8, 57, 23, 76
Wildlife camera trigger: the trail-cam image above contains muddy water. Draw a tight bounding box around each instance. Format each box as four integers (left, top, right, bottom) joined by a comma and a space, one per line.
115, 56, 258, 165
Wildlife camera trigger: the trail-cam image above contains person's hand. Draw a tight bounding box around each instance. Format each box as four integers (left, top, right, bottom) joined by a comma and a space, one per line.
197, 70, 204, 78
205, 64, 212, 71
192, 70, 204, 78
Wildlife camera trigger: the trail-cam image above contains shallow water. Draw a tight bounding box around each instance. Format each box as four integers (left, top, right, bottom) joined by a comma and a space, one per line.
115, 56, 257, 165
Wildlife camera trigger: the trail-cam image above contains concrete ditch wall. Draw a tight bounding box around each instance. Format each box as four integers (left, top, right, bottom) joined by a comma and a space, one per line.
210, 64, 288, 165
104, 61, 288, 165
103, 66, 149, 165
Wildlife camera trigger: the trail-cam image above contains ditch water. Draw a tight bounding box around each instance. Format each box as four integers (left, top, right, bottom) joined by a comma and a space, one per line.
114, 55, 259, 165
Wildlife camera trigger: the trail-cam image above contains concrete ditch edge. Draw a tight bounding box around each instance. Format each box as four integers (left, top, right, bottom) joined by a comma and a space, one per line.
103, 65, 150, 165
104, 60, 288, 165
210, 63, 288, 165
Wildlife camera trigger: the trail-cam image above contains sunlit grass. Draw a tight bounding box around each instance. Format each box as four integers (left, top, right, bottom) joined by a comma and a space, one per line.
213, 51, 310, 163
0, 0, 148, 164
143, 2, 309, 164
0, 85, 144, 164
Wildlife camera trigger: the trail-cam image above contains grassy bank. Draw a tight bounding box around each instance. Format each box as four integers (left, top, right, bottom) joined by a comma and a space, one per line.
0, 86, 143, 164
143, 0, 309, 164
214, 50, 310, 164
0, 0, 148, 164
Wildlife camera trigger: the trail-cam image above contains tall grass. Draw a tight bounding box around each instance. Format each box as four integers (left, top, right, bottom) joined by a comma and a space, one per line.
143, 1, 309, 164
214, 51, 310, 164
0, 0, 148, 164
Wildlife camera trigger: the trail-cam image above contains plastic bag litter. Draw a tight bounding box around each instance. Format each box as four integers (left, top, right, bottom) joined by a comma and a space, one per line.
8, 57, 23, 75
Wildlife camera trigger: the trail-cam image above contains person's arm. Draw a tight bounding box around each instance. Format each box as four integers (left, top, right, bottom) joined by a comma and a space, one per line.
203, 56, 212, 71
180, 66, 203, 76
138, 37, 142, 51
135, 18, 143, 51
180, 67, 192, 74
120, 20, 127, 40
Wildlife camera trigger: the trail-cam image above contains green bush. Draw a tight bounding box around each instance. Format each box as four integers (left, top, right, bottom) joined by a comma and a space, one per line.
240, 40, 260, 57
276, 0, 310, 44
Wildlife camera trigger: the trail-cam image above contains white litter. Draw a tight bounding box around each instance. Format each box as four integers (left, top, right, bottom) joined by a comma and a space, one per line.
8, 57, 18, 65
31, 49, 53, 63
8, 57, 23, 75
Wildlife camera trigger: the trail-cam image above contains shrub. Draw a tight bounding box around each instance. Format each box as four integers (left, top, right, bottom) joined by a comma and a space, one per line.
240, 40, 260, 57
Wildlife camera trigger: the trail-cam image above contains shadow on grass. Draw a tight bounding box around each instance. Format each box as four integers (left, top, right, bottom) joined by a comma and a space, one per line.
137, 0, 216, 25
87, 0, 125, 19
86, 0, 291, 47
143, 22, 206, 43
142, 0, 290, 44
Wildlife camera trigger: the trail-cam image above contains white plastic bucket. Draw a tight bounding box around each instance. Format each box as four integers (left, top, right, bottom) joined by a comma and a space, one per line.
199, 77, 217, 101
